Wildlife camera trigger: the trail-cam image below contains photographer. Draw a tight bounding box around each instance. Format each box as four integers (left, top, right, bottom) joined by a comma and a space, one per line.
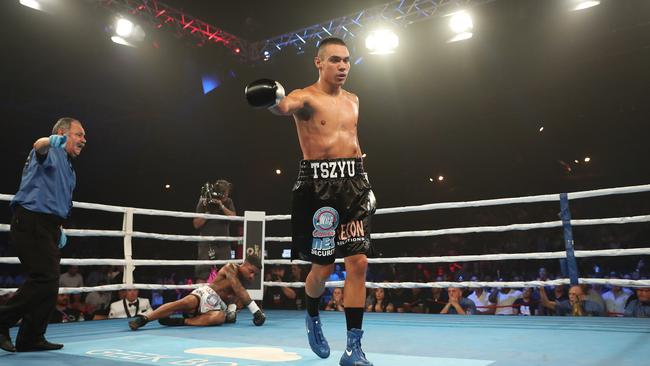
193, 179, 236, 281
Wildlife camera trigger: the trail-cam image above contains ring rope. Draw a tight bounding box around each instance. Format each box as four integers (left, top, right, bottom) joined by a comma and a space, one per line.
3, 213, 649, 243
1, 278, 648, 296
1, 248, 648, 266
265, 184, 650, 219
3, 184, 649, 222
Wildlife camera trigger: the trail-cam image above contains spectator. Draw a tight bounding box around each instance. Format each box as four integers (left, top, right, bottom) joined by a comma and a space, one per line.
49, 294, 84, 323
539, 284, 568, 316
366, 288, 394, 313
324, 287, 345, 311
288, 264, 306, 310
489, 285, 522, 316
467, 276, 495, 315
539, 285, 605, 316
401, 288, 432, 314
601, 282, 630, 317
263, 266, 296, 309
512, 287, 538, 316
84, 282, 112, 317
59, 265, 83, 288
108, 289, 153, 319
388, 287, 407, 313
624, 287, 650, 318
429, 286, 448, 314
440, 287, 476, 315
85, 266, 110, 288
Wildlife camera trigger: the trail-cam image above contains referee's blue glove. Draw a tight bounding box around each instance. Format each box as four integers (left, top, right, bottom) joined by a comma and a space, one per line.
58, 228, 67, 249
49, 134, 67, 149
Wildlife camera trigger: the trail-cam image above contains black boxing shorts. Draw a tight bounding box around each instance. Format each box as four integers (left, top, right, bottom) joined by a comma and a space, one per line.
291, 158, 377, 265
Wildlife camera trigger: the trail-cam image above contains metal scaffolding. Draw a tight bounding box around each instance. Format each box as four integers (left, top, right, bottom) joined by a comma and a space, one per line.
98, 0, 246, 56
97, 0, 495, 62
249, 0, 496, 61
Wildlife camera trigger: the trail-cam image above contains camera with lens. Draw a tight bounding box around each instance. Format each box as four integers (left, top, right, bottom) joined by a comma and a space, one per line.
200, 179, 232, 207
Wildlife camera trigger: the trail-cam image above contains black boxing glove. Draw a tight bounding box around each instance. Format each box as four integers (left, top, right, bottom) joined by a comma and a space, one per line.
245, 79, 285, 109
253, 310, 266, 326
247, 301, 266, 326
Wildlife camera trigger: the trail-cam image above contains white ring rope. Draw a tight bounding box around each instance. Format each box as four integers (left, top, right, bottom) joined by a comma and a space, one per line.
4, 214, 648, 243
264, 185, 650, 218
1, 278, 649, 296
1, 184, 649, 296
264, 279, 650, 289
2, 248, 649, 266
0, 194, 243, 221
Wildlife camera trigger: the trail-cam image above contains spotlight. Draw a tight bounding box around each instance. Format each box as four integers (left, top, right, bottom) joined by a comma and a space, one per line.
447, 11, 473, 43
361, 153, 367, 158
573, 1, 600, 11
19, 0, 42, 11
574, 159, 580, 164
263, 50, 271, 61
584, 156, 591, 162
438, 175, 445, 181
115, 18, 134, 37
275, 169, 282, 175
164, 184, 171, 189
539, 126, 544, 132
429, 177, 434, 182
111, 17, 145, 47
365, 29, 399, 55
449, 12, 473, 33
234, 48, 241, 54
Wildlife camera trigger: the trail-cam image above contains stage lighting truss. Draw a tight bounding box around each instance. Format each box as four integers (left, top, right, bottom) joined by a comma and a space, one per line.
98, 0, 245, 56
252, 0, 495, 60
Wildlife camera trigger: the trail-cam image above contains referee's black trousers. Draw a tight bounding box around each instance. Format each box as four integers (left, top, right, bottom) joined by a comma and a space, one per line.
0, 205, 62, 345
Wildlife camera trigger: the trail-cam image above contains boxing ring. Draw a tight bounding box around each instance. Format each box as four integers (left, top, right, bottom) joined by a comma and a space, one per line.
2, 311, 649, 366
2, 183, 650, 365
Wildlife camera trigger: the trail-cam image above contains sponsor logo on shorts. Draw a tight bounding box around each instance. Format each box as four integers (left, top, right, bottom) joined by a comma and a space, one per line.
312, 207, 339, 257
206, 294, 219, 307
310, 160, 356, 179
337, 219, 366, 244
312, 207, 339, 238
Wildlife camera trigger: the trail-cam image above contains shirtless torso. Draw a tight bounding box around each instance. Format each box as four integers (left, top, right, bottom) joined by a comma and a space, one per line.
290, 85, 361, 160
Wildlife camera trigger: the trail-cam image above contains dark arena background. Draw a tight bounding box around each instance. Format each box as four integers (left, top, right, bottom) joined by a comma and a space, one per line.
1, 1, 649, 365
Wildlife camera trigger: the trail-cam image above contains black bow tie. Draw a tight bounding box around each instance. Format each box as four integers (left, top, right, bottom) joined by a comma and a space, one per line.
128, 302, 137, 307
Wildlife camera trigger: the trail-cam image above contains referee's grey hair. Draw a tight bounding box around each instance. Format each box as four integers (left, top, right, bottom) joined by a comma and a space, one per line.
51, 117, 79, 134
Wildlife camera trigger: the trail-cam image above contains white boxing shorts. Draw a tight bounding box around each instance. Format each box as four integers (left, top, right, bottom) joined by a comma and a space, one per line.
190, 286, 227, 314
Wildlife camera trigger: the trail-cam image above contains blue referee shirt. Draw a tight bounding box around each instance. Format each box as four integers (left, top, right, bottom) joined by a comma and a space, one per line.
11, 147, 76, 219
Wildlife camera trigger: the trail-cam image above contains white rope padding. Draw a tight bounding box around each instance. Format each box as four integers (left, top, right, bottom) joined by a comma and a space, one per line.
2, 247, 649, 266
265, 214, 291, 222
372, 221, 563, 239
264, 184, 650, 219
566, 184, 650, 200
131, 232, 241, 242
0, 194, 243, 222
263, 247, 650, 265
3, 216, 644, 243
2, 278, 648, 295
3, 184, 650, 222
376, 194, 560, 215
571, 215, 650, 227
263, 278, 650, 289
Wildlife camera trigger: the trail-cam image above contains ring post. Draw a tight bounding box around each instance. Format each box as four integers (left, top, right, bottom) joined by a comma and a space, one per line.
243, 211, 266, 301
559, 193, 579, 285
122, 208, 135, 286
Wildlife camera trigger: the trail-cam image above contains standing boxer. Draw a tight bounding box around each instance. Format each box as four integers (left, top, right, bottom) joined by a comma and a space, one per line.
246, 37, 376, 366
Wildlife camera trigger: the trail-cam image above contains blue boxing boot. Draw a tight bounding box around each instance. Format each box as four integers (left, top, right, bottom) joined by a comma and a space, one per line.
305, 314, 330, 358
339, 328, 373, 366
